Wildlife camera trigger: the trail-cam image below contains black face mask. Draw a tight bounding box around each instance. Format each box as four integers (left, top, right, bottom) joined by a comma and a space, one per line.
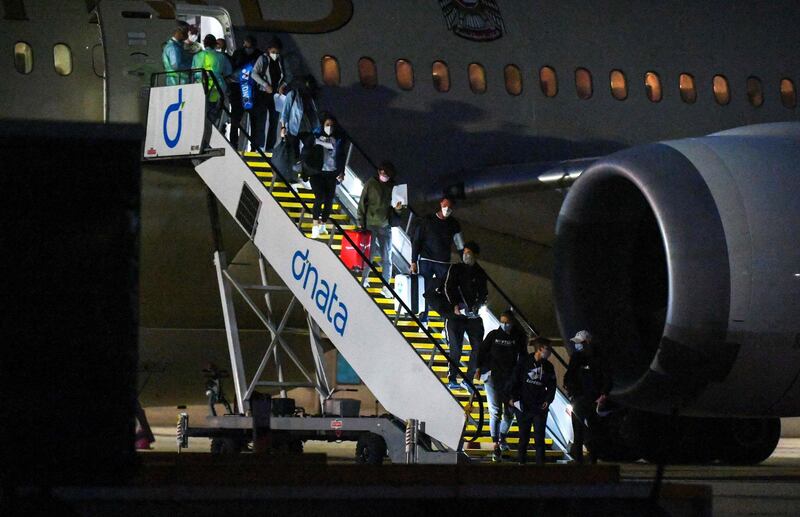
244, 47, 254, 55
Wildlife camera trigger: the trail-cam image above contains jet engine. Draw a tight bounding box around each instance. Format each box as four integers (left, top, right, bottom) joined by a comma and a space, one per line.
554, 123, 800, 463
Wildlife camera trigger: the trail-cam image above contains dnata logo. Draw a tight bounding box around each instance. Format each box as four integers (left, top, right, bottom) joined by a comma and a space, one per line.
292, 249, 349, 336
163, 88, 185, 149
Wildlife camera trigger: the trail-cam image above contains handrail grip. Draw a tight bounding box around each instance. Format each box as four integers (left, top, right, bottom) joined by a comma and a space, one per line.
149, 70, 485, 445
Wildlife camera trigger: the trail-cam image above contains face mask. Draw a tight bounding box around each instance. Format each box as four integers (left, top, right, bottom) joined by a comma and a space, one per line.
378, 173, 390, 183
324, 125, 333, 136
441, 206, 452, 217
541, 350, 551, 361
245, 47, 254, 55
463, 252, 475, 266
574, 343, 584, 352
500, 323, 512, 334
188, 34, 198, 43
269, 52, 279, 61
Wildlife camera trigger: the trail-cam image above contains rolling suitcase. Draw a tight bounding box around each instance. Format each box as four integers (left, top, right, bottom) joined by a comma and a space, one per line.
394, 273, 425, 314
340, 229, 371, 272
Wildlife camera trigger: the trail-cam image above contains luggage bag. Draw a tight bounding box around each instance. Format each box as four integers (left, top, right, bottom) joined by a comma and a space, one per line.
394, 273, 425, 314
340, 229, 371, 272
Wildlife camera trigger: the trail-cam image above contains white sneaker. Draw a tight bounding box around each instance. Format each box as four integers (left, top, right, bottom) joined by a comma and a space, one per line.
311, 224, 320, 239
318, 223, 328, 235
381, 286, 392, 298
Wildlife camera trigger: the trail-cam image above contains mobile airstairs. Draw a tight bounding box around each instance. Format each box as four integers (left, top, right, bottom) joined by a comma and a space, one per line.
144, 76, 574, 463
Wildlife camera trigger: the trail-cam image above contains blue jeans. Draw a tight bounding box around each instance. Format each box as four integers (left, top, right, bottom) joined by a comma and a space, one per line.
483, 374, 514, 442
363, 224, 392, 284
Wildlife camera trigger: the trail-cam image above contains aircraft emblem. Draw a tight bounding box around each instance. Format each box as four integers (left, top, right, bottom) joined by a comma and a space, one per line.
439, 0, 505, 42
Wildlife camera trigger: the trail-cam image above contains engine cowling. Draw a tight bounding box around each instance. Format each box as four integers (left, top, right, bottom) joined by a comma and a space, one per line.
554, 123, 800, 418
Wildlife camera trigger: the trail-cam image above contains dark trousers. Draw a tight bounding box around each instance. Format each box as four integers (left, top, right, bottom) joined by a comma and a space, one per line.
265, 108, 280, 151
418, 260, 449, 317
229, 90, 244, 150
570, 397, 597, 463
249, 107, 268, 152
445, 316, 483, 383
517, 410, 548, 464
309, 173, 338, 221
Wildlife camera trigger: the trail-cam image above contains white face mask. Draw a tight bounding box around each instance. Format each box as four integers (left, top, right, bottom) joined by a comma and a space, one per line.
441, 206, 452, 217
378, 173, 390, 183
188, 34, 198, 43
463, 252, 475, 266
324, 125, 333, 136
500, 323, 512, 334
574, 343, 584, 352
269, 52, 279, 61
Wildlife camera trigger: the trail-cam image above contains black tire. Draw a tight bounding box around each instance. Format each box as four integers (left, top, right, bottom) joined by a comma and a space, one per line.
717, 417, 781, 465
271, 432, 304, 454
210, 436, 243, 455
355, 432, 387, 465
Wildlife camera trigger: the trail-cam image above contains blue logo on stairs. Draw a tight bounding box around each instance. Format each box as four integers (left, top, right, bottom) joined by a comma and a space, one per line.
163, 88, 184, 149
292, 249, 349, 336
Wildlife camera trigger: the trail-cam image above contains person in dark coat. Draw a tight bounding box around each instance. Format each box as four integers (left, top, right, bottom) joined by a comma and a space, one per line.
443, 241, 488, 389
251, 35, 292, 151
564, 330, 611, 464
475, 309, 526, 461
228, 34, 260, 151
510, 337, 557, 465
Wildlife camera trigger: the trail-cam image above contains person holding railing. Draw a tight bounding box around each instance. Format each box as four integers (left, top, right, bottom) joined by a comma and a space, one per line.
510, 337, 557, 465
475, 309, 527, 462
357, 162, 406, 297
306, 112, 346, 238
443, 241, 487, 390
410, 196, 464, 321
192, 34, 233, 128
162, 26, 190, 86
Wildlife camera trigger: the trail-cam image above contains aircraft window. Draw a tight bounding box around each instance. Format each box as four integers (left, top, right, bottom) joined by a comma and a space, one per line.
610, 69, 627, 100
432, 60, 450, 92
321, 55, 340, 86
14, 41, 33, 75
504, 64, 522, 96
539, 66, 558, 97
713, 75, 730, 105
780, 78, 796, 109
396, 59, 414, 90
746, 76, 764, 107
575, 68, 592, 99
358, 57, 377, 88
53, 44, 72, 76
679, 73, 697, 104
469, 63, 487, 94
645, 72, 662, 102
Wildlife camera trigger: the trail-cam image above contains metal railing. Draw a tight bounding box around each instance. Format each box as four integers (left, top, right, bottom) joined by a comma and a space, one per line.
148, 69, 485, 447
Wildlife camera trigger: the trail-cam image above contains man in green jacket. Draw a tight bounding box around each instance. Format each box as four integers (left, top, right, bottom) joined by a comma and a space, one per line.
357, 162, 406, 295
192, 34, 232, 127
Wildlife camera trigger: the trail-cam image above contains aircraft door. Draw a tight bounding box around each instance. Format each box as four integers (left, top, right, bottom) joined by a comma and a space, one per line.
97, 1, 180, 123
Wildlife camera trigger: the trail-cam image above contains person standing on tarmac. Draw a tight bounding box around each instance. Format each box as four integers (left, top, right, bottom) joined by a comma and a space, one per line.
564, 330, 610, 464
410, 196, 464, 320
357, 162, 406, 296
510, 337, 557, 465
443, 241, 487, 390
475, 309, 526, 462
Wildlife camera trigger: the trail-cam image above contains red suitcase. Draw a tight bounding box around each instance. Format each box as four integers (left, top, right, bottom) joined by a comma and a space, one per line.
340, 229, 371, 272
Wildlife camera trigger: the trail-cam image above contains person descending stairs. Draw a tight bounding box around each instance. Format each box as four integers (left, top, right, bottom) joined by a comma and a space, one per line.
240, 150, 562, 462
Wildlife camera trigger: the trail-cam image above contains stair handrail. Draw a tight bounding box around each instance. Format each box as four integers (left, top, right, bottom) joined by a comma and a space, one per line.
149, 70, 485, 446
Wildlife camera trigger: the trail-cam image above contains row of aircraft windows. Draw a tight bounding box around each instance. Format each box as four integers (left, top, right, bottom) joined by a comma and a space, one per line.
321, 56, 799, 109
13, 41, 73, 76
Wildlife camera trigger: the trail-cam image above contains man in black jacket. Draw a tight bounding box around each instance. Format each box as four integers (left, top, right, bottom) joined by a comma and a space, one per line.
510, 337, 557, 465
443, 241, 487, 390
228, 35, 260, 150
475, 310, 526, 461
564, 330, 610, 464
410, 196, 464, 320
